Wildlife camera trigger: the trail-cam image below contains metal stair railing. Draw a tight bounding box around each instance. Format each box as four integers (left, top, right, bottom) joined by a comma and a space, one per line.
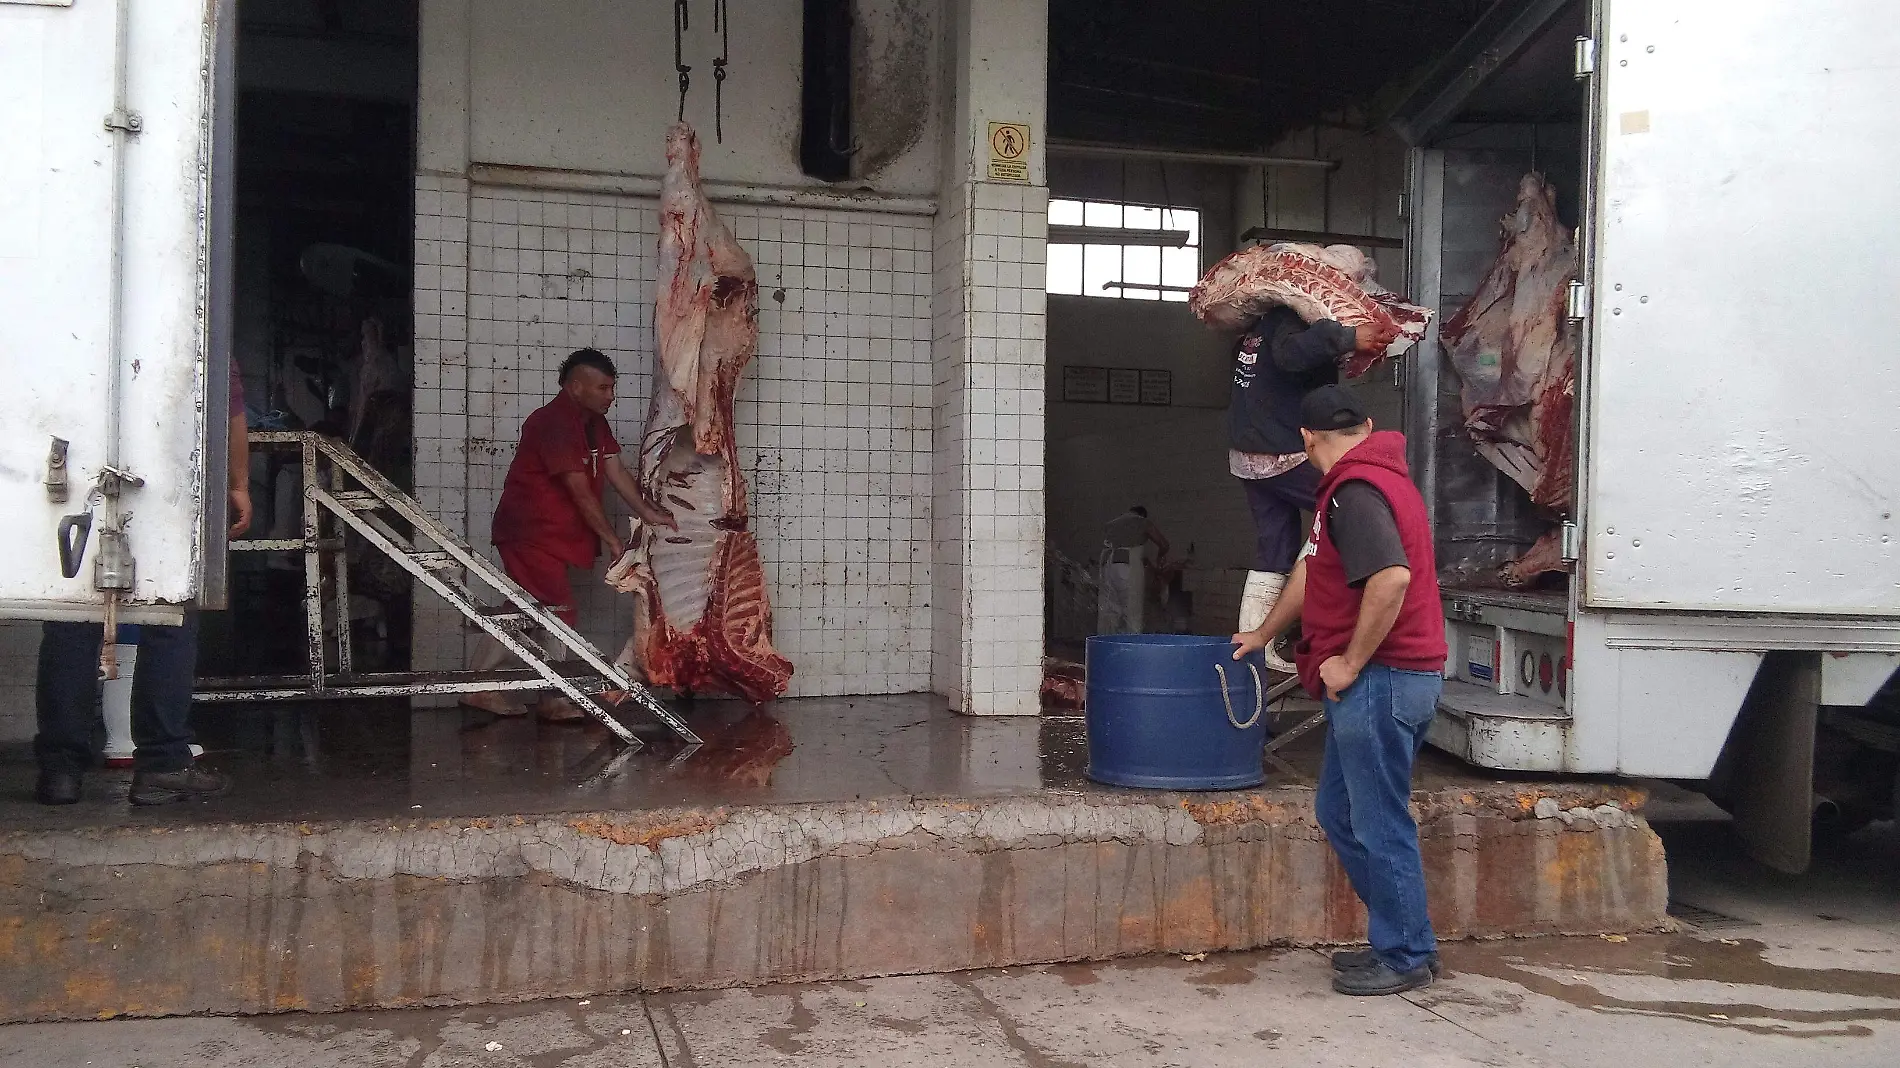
194, 431, 701, 750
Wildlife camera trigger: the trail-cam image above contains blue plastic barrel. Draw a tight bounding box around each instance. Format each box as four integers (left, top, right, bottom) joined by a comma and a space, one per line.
1085, 634, 1270, 790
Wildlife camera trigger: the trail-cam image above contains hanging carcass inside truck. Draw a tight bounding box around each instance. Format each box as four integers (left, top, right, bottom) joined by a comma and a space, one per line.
1189, 242, 1434, 376
607, 123, 794, 705
1437, 174, 1577, 587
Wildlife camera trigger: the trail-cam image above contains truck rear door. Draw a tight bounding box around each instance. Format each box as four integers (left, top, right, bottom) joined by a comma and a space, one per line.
1580, 0, 1900, 615
0, 0, 235, 621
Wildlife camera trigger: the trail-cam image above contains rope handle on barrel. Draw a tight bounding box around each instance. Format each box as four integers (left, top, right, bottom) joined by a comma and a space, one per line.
1214, 662, 1264, 730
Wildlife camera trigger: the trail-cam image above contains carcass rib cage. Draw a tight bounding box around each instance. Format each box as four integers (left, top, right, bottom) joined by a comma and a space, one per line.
608, 123, 793, 704
1190, 242, 1433, 377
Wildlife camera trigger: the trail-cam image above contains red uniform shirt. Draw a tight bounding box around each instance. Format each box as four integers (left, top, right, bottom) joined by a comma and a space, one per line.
491, 391, 621, 567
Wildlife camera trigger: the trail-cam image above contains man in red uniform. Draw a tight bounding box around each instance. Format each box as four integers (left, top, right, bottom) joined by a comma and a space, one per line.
463, 348, 674, 722
1233, 385, 1449, 996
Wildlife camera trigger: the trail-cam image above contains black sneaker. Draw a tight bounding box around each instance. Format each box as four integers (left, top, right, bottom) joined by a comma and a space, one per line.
130, 765, 231, 806
1331, 948, 1442, 977
1332, 960, 1435, 996
35, 769, 82, 806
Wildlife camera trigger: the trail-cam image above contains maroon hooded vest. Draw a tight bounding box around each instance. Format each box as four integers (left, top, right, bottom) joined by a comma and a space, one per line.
1294, 431, 1449, 698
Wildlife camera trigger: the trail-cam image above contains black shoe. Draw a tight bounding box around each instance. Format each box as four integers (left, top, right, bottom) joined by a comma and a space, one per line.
1332, 960, 1435, 996
130, 765, 231, 806
35, 769, 82, 806
1331, 948, 1442, 977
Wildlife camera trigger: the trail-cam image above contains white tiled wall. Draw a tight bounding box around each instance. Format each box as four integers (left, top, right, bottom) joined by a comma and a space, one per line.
412, 175, 936, 698
0, 623, 38, 740
931, 181, 1049, 715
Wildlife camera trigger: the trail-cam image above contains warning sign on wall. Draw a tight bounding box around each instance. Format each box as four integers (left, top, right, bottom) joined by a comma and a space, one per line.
987, 122, 1031, 183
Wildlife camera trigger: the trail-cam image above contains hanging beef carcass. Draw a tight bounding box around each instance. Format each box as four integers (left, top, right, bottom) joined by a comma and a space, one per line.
607, 123, 793, 704
1189, 242, 1433, 376
1438, 174, 1578, 586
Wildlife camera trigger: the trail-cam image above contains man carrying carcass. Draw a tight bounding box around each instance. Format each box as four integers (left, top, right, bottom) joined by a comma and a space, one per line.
462, 348, 675, 722
1228, 302, 1382, 671
1233, 385, 1448, 996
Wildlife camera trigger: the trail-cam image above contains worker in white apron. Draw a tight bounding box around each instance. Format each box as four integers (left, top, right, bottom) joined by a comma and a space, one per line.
1097, 506, 1170, 635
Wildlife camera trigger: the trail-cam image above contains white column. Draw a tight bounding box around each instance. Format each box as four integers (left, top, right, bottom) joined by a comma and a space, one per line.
932, 0, 1048, 716
410, 0, 473, 677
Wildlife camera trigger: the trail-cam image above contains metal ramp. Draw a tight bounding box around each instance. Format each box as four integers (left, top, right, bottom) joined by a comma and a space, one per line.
195, 432, 700, 750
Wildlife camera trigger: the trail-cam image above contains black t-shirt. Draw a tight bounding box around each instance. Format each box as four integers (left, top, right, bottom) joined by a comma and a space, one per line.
1327, 481, 1408, 587
1227, 307, 1352, 455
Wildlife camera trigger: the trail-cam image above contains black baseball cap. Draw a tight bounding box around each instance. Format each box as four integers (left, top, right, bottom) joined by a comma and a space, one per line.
1299, 385, 1371, 431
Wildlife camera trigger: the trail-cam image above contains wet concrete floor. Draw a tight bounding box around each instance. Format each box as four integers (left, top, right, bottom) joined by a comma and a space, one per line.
2, 816, 1893, 1066
0, 692, 1531, 830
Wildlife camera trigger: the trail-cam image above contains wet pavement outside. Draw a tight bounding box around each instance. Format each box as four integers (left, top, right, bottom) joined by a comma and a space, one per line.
1, 815, 1893, 1066
0, 692, 1506, 829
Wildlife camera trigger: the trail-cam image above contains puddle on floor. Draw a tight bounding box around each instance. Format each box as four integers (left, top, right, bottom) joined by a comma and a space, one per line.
1432, 935, 1900, 1038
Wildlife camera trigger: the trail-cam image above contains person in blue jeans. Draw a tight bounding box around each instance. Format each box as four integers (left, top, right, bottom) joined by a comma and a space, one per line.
35, 363, 252, 806
1235, 385, 1449, 995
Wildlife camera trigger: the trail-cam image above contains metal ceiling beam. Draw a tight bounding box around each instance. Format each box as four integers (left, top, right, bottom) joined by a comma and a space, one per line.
1049, 139, 1337, 171
1241, 226, 1404, 250
1052, 81, 1271, 118
1386, 0, 1577, 146
1052, 49, 1359, 101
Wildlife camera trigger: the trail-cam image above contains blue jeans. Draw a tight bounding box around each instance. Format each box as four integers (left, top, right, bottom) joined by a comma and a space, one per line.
1315, 663, 1443, 972
34, 616, 199, 774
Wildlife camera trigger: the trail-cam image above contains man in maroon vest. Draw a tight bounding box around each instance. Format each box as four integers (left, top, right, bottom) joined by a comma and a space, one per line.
1233, 384, 1449, 995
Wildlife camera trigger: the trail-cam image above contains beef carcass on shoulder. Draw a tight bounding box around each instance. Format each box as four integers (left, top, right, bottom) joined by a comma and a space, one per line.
1438, 174, 1578, 586
606, 123, 793, 704
1189, 242, 1433, 376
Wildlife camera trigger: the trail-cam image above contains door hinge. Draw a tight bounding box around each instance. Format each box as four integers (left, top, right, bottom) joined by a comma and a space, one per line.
1397, 193, 1409, 223
1574, 36, 1597, 80
1561, 522, 1581, 563
1566, 280, 1588, 321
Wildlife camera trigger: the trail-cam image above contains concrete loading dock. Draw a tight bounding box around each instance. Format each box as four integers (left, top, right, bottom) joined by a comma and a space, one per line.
0, 695, 1665, 1022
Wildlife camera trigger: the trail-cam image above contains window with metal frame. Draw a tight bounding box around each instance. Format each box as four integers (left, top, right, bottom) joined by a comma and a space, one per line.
1045, 199, 1201, 302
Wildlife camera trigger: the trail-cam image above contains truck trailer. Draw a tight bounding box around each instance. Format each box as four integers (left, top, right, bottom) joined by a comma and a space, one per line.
1390, 0, 1900, 871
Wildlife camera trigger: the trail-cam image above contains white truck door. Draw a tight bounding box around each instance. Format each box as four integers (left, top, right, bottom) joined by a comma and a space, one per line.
0, 0, 235, 622
1581, 0, 1900, 614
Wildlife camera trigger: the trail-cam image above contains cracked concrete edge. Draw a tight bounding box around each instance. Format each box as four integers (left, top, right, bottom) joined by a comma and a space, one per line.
0, 783, 1648, 898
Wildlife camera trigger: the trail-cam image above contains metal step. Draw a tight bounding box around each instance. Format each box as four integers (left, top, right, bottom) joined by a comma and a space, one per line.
1426, 679, 1571, 772
330, 490, 384, 512
195, 665, 617, 702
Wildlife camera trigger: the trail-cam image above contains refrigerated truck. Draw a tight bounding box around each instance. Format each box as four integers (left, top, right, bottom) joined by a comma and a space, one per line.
1389, 0, 1900, 871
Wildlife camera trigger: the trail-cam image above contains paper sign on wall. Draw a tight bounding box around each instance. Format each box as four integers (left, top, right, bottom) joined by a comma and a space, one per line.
1060, 366, 1172, 407
1139, 370, 1172, 406
1061, 365, 1108, 404
987, 122, 1031, 183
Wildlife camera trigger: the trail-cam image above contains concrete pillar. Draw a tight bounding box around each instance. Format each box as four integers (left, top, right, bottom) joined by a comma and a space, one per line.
931, 0, 1049, 715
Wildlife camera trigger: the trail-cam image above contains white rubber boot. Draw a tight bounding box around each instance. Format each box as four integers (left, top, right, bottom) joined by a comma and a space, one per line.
102, 643, 138, 767
1238, 571, 1298, 675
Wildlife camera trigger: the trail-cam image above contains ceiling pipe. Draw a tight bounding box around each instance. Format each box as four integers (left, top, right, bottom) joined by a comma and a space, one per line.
1048, 139, 1337, 171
